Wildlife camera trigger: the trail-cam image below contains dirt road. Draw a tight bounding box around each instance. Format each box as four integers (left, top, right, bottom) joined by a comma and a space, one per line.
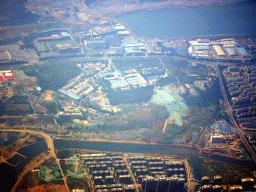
0, 129, 69, 192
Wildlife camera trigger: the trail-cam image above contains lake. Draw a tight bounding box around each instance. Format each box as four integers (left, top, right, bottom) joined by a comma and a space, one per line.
117, 1, 256, 38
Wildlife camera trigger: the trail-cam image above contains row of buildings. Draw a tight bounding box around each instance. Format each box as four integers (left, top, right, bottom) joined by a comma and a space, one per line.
58, 62, 107, 101
223, 66, 256, 128
81, 154, 187, 192
33, 30, 82, 59
200, 175, 255, 192
99, 69, 149, 89
188, 38, 252, 61
83, 23, 166, 57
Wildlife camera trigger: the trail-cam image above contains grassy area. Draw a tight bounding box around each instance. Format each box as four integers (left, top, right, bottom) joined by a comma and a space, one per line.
107, 86, 154, 105
189, 156, 255, 183
15, 69, 29, 79
0, 96, 34, 116
161, 57, 211, 83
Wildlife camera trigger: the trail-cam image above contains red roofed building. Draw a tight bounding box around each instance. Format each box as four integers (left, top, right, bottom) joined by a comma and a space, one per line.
0, 74, 5, 82
4, 72, 14, 80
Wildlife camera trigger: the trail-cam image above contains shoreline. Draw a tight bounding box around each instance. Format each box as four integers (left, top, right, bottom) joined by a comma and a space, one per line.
54, 138, 254, 165
55, 136, 195, 148
114, 15, 256, 41
111, 0, 256, 40
107, 0, 252, 18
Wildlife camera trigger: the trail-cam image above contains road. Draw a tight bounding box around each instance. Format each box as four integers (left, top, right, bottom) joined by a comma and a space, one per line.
213, 64, 256, 163
188, 59, 256, 163
123, 155, 140, 192
184, 158, 198, 192
0, 129, 69, 192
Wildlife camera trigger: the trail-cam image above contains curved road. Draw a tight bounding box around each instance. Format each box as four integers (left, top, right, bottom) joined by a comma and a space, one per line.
0, 129, 69, 192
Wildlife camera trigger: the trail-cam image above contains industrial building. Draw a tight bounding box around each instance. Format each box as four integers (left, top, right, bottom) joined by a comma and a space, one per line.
37, 31, 71, 42
216, 121, 233, 135
85, 39, 108, 49
100, 69, 149, 89
99, 72, 115, 79
224, 47, 238, 56
212, 45, 225, 56
122, 42, 146, 56
93, 25, 116, 36
0, 70, 14, 83
114, 25, 126, 31
55, 41, 81, 54
237, 47, 249, 57
125, 73, 148, 86
0, 50, 11, 61
117, 31, 130, 39
188, 38, 252, 60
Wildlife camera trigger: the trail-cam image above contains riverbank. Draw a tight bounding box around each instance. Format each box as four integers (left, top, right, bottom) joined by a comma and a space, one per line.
104, 0, 250, 18
116, 1, 256, 39
54, 139, 198, 156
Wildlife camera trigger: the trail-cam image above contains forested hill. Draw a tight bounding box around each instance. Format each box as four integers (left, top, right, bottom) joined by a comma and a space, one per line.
0, 0, 39, 27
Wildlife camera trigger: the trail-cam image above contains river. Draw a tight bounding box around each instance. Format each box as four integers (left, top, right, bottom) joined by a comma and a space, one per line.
54, 139, 197, 155
117, 1, 256, 38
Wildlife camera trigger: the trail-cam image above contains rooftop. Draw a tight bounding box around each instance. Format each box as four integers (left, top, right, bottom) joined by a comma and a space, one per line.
0, 50, 11, 61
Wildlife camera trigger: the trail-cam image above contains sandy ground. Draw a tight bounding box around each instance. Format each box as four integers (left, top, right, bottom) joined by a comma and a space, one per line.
44, 90, 54, 102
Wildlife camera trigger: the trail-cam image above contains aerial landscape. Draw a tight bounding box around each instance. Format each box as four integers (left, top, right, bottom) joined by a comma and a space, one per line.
0, 0, 256, 191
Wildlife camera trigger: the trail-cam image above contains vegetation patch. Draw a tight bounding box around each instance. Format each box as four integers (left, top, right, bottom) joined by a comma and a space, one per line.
189, 156, 255, 183
0, 96, 33, 116
21, 61, 82, 91
107, 86, 154, 105
38, 165, 62, 182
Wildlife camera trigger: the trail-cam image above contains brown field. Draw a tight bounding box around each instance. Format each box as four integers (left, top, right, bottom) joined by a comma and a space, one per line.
44, 90, 54, 102
39, 90, 54, 102
17, 184, 68, 192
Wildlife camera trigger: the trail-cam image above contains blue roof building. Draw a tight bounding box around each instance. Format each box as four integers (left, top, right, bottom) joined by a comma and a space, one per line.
225, 47, 237, 56
237, 48, 249, 57
116, 69, 124, 76
194, 45, 210, 50
217, 121, 232, 135
99, 72, 114, 78
58, 89, 81, 100
61, 32, 69, 36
